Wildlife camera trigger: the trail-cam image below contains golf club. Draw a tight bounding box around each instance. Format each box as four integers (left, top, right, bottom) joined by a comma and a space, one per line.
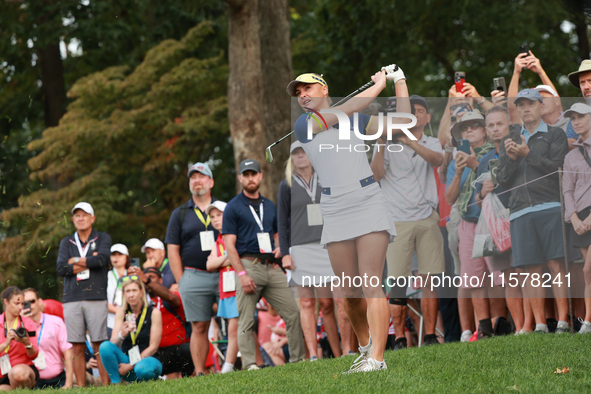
265, 65, 399, 163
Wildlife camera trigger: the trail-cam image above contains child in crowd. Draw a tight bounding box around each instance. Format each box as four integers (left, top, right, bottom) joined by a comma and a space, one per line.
206, 201, 238, 373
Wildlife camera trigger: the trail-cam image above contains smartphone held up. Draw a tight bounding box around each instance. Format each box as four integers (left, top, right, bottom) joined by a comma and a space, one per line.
454, 71, 466, 94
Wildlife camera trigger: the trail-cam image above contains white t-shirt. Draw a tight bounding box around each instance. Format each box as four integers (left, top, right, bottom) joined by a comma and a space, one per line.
375, 133, 443, 222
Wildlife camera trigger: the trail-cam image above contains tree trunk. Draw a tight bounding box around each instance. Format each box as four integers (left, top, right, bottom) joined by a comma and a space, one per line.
38, 43, 66, 128
227, 0, 292, 201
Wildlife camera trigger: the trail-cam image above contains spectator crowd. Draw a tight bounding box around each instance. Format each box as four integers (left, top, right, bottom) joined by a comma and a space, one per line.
2, 52, 591, 387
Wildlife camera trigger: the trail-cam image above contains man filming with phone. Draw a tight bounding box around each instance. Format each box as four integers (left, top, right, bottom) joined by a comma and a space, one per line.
22, 288, 73, 389
497, 88, 570, 334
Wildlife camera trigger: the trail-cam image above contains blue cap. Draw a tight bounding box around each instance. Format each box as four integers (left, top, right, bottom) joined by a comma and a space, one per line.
515, 88, 543, 104
187, 162, 213, 179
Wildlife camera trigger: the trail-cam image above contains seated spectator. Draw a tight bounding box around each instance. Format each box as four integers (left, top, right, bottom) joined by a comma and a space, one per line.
562, 103, 591, 333
205, 201, 239, 373
127, 265, 194, 377
22, 288, 73, 389
99, 276, 162, 384
107, 243, 130, 337
0, 287, 39, 390
141, 238, 176, 289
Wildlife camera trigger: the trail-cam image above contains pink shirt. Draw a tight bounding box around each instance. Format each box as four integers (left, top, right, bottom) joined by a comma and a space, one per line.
34, 313, 72, 380
563, 136, 591, 222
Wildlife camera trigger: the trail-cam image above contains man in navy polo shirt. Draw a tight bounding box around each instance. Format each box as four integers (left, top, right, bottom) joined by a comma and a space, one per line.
223, 159, 305, 371
165, 162, 219, 376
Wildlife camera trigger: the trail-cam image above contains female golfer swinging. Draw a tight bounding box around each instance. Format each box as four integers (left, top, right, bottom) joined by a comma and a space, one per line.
286, 66, 409, 373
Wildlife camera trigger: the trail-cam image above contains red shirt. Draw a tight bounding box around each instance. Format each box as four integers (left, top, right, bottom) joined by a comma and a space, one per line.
216, 235, 236, 299
42, 299, 64, 320
0, 313, 38, 377
149, 292, 188, 348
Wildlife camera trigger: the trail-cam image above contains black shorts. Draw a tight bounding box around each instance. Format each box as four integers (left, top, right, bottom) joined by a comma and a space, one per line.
569, 207, 591, 249
0, 363, 39, 386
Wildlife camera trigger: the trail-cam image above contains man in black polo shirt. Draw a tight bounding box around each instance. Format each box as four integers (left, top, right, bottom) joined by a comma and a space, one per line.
56, 202, 110, 386
165, 162, 218, 376
223, 159, 305, 371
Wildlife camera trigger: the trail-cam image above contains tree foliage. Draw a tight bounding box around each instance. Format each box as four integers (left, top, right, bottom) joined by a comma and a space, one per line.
0, 0, 226, 212
291, 0, 589, 100
0, 22, 233, 297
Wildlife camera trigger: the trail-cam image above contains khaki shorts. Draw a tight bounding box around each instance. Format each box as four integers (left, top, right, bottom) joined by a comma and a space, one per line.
63, 300, 108, 343
386, 210, 445, 278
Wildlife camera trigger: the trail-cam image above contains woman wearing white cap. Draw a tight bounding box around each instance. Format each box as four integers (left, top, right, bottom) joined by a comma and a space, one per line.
287, 67, 409, 373
107, 244, 130, 336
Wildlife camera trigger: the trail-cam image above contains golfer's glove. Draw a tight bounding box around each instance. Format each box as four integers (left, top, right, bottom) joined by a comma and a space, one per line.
382, 64, 405, 83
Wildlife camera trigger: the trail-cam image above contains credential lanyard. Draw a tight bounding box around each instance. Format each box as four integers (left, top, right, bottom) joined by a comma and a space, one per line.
292, 172, 318, 204
4, 317, 19, 353
249, 202, 264, 232
74, 232, 90, 258
37, 314, 45, 347
129, 305, 148, 346
194, 209, 211, 228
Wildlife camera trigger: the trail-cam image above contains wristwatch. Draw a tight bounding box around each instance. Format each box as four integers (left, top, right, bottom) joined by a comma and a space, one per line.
25, 344, 33, 349
74, 257, 80, 264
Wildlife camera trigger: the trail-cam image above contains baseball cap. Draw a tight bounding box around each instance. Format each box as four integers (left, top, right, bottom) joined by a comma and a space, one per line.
514, 88, 543, 104
239, 159, 261, 174
286, 73, 327, 96
187, 162, 213, 179
564, 102, 591, 118
568, 59, 591, 89
143, 267, 162, 277
141, 238, 165, 253
290, 141, 304, 153
205, 200, 227, 215
110, 243, 129, 256
450, 111, 485, 147
410, 95, 429, 113
71, 202, 94, 216
535, 85, 558, 97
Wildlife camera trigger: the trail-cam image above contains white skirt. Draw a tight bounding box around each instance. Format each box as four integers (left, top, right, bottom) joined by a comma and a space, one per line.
290, 243, 335, 286
319, 182, 396, 245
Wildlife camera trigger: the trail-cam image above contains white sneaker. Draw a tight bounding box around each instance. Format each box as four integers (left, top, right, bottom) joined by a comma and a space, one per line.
460, 330, 472, 342
247, 365, 259, 371
579, 320, 591, 334
345, 357, 387, 373
342, 338, 372, 375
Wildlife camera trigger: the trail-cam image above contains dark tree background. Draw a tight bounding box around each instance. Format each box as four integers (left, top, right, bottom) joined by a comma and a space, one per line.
1, 0, 591, 298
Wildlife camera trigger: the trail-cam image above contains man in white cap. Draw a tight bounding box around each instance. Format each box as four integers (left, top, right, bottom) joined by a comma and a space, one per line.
56, 202, 111, 386
562, 102, 591, 334
165, 162, 219, 376
141, 238, 175, 289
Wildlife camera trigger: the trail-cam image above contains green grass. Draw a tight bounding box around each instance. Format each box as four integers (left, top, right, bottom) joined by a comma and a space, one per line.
39, 334, 591, 393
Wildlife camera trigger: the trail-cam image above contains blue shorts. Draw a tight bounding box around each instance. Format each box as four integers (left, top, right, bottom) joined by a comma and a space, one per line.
510, 207, 564, 267
217, 296, 238, 319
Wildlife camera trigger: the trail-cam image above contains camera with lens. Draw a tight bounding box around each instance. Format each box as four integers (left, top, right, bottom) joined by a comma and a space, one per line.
13, 327, 28, 338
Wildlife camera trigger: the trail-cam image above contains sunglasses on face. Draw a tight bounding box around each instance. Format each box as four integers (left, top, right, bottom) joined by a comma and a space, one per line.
460, 122, 482, 132
121, 275, 140, 283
